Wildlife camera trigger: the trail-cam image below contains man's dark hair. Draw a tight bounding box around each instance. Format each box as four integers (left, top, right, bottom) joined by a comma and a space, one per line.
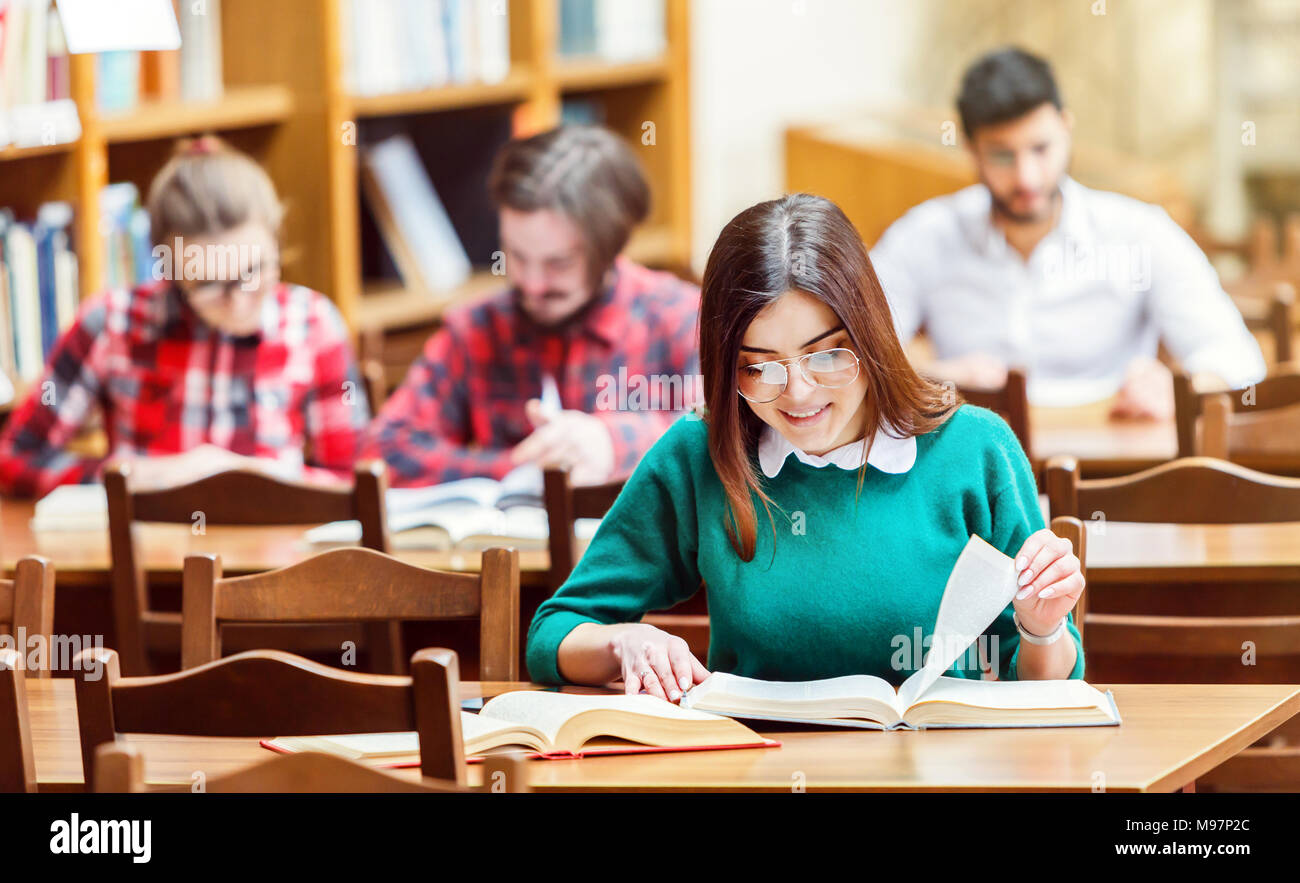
956, 47, 1062, 138
488, 125, 650, 286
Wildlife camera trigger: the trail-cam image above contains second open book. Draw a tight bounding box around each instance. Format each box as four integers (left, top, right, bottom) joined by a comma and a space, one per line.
680, 534, 1120, 730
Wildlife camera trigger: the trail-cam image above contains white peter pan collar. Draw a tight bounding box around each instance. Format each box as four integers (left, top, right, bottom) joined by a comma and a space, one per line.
757, 423, 917, 478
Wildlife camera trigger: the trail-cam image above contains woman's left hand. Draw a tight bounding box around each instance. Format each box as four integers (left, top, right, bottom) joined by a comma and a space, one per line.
1011, 529, 1085, 636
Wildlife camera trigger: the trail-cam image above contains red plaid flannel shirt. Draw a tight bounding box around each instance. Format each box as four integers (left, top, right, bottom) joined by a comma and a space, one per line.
0, 280, 370, 498
365, 257, 701, 486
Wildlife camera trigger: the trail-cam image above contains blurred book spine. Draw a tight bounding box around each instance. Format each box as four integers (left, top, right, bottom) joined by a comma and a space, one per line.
93, 0, 220, 112
99, 182, 153, 292
1, 200, 80, 382
559, 0, 664, 61
0, 0, 81, 148
342, 0, 510, 97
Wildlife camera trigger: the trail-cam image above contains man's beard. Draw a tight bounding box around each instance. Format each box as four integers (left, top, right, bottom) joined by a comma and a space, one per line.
514, 288, 589, 329
989, 180, 1063, 225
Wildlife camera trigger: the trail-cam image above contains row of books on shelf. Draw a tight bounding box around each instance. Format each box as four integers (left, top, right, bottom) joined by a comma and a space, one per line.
341, 0, 511, 98
558, 0, 665, 62
1, 182, 152, 382
94, 0, 222, 111
0, 202, 78, 384
0, 0, 80, 149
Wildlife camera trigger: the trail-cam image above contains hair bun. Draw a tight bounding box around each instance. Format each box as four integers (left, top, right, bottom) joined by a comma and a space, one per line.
183, 135, 221, 156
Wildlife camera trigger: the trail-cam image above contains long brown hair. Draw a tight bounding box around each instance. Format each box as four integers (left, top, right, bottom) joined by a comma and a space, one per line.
699, 193, 958, 561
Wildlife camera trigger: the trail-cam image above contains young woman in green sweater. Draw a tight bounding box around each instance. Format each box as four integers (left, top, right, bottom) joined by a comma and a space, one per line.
526, 193, 1085, 700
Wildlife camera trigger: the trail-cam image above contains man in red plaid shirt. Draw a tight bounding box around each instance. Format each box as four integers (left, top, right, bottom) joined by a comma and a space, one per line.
0, 139, 368, 498
365, 126, 700, 487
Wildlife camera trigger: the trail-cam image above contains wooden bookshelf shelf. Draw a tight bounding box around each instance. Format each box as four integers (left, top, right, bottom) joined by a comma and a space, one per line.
554, 56, 671, 92
356, 271, 506, 333
0, 141, 78, 162
98, 84, 295, 144
350, 69, 536, 118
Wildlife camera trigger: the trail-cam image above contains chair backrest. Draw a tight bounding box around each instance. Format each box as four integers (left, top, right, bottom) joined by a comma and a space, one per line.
1225, 280, 1295, 365
543, 467, 625, 589
104, 460, 389, 675
0, 649, 36, 792
0, 556, 54, 678
94, 744, 529, 793
74, 646, 467, 787
1197, 391, 1300, 460
1049, 516, 1087, 649
956, 368, 1032, 456
181, 546, 520, 680
1174, 366, 1300, 458
1044, 455, 1300, 680
1045, 454, 1300, 525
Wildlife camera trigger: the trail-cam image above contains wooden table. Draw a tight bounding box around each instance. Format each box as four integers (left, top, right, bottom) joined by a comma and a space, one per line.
1030, 400, 1176, 478
1029, 398, 1300, 478
26, 678, 1300, 792
1, 497, 567, 677
0, 498, 557, 587
10, 497, 1300, 584
1084, 520, 1300, 582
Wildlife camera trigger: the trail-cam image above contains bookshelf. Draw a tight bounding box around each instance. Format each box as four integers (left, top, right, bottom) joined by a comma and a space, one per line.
0, 0, 693, 350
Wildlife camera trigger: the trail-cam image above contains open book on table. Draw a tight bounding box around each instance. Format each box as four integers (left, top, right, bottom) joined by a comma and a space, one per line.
303, 464, 601, 551
262, 691, 779, 765
680, 534, 1120, 730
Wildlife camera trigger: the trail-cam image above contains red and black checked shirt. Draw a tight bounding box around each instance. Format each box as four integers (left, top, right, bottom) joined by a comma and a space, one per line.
0, 280, 370, 498
365, 257, 701, 487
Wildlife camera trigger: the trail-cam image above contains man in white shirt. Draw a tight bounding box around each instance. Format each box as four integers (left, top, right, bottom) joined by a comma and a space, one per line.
870, 47, 1266, 416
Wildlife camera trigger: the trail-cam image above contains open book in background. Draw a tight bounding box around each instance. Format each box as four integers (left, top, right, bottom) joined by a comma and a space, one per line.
29, 484, 108, 532
681, 534, 1119, 730
305, 464, 602, 550
263, 690, 779, 765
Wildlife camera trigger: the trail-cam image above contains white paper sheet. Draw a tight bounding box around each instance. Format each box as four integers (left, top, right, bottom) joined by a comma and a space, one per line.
897, 534, 1020, 709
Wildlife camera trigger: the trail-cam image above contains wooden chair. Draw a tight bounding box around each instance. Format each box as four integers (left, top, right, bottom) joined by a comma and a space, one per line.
360, 347, 389, 412
1196, 387, 1300, 463
1227, 280, 1295, 365
105, 459, 393, 676
1174, 364, 1300, 461
0, 649, 36, 792
543, 467, 624, 591
75, 646, 473, 789
0, 556, 54, 678
956, 367, 1032, 456
544, 467, 710, 660
1045, 454, 1300, 790
181, 546, 519, 680
1048, 516, 1087, 649
93, 743, 528, 793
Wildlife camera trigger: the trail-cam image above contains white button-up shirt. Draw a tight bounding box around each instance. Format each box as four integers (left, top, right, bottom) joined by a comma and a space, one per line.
757, 423, 917, 478
870, 176, 1267, 406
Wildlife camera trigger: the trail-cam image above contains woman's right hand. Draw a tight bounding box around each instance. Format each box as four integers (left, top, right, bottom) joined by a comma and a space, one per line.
608, 623, 710, 702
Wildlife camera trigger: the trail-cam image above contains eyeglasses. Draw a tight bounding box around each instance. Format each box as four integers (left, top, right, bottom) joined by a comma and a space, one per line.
184, 261, 280, 307
737, 347, 861, 403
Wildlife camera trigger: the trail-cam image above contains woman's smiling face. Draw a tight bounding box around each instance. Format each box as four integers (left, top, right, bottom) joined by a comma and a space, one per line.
738, 289, 870, 456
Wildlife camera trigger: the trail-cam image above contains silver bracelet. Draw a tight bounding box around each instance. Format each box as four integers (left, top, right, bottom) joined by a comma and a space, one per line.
1013, 611, 1067, 646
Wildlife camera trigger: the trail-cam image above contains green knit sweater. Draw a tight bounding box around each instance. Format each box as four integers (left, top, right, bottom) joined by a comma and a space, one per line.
526, 404, 1084, 686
